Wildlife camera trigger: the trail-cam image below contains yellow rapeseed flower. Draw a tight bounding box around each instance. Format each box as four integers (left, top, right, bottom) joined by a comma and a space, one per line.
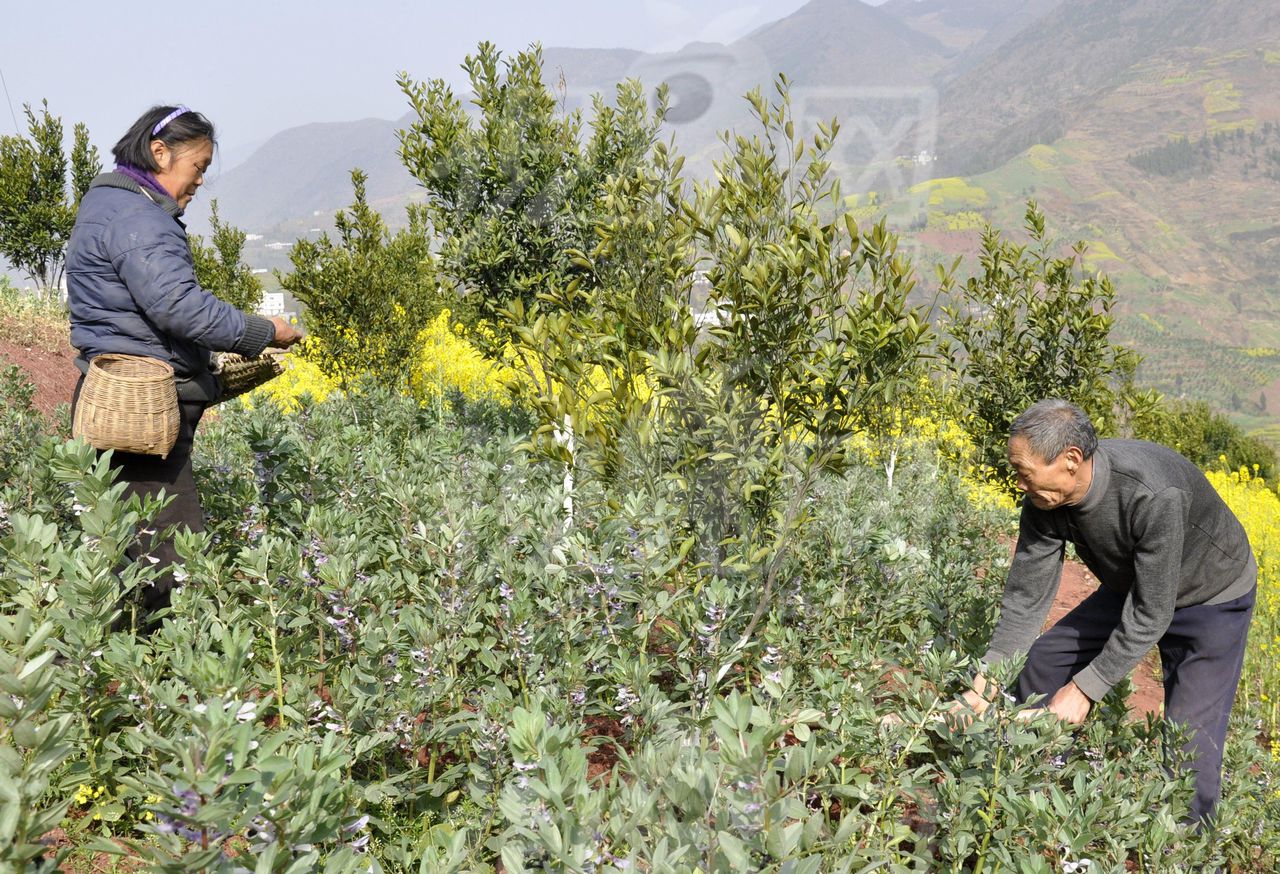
246, 337, 342, 412
1207, 468, 1280, 733
409, 309, 518, 409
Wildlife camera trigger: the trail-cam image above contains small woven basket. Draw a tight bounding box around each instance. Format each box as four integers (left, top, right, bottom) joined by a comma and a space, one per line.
72, 354, 180, 458
214, 350, 285, 401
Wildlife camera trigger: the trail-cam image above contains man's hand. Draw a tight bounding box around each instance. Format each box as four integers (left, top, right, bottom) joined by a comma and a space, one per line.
956, 686, 992, 715
269, 316, 303, 348
1017, 680, 1092, 725
939, 674, 995, 728
877, 675, 997, 730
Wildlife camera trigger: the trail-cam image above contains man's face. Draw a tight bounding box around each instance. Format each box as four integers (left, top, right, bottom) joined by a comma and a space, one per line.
1007, 435, 1083, 510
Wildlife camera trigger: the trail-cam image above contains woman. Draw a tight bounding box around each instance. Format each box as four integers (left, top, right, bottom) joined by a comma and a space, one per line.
66, 104, 302, 630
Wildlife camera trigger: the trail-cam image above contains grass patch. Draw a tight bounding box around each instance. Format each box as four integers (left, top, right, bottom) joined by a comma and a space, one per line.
1081, 239, 1122, 270
1025, 144, 1060, 171
907, 177, 989, 210
1249, 423, 1280, 451
0, 279, 69, 351
1204, 80, 1243, 116
1209, 117, 1257, 134
1207, 48, 1249, 66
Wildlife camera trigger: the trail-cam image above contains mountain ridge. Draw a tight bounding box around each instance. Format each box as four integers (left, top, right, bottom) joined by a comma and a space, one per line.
189, 0, 984, 235
184, 0, 1280, 433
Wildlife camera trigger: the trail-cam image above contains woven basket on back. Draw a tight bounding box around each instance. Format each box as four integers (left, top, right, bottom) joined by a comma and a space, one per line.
72, 354, 179, 458
213, 350, 285, 401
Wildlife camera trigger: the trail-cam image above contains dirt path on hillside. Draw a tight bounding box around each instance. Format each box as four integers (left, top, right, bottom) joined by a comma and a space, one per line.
1042, 554, 1164, 718
0, 337, 80, 422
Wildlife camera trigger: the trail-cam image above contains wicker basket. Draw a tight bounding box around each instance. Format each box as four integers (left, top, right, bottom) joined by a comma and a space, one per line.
72, 354, 180, 458
213, 350, 285, 401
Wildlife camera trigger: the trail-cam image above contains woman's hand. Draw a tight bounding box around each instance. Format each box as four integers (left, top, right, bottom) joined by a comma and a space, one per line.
270, 316, 303, 348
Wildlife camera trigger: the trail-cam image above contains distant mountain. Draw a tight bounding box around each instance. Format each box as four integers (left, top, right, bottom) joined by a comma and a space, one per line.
542, 0, 957, 176
194, 0, 982, 236
540, 47, 644, 87
882, 0, 1280, 431
744, 0, 953, 84
187, 116, 417, 235
183, 0, 1280, 431
881, 0, 1038, 51
912, 0, 1063, 79
934, 0, 1278, 175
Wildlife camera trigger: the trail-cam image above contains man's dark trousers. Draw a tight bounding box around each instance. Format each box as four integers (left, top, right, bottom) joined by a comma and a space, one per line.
1014, 584, 1256, 824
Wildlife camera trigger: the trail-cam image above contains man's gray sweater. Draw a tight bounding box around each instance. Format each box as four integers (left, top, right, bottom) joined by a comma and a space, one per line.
981, 439, 1256, 701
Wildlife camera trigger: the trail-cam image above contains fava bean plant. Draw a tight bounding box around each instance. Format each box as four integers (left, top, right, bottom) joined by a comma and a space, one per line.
3, 46, 1279, 874
1, 382, 1278, 872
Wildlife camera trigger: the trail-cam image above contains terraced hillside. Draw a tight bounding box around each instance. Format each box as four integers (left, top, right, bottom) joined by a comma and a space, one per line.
882, 33, 1280, 440
189, 0, 1280, 439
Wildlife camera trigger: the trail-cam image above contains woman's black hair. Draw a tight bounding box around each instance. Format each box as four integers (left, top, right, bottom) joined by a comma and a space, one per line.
111, 105, 217, 171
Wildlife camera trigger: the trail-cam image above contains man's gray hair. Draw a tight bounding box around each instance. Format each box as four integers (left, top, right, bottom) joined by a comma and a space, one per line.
1009, 399, 1098, 462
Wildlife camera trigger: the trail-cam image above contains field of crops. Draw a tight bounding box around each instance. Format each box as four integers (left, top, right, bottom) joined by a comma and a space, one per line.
3, 363, 1280, 873
4, 55, 1280, 872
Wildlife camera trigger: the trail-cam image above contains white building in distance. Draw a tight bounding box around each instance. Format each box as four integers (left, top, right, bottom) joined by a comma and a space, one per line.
258, 292, 287, 317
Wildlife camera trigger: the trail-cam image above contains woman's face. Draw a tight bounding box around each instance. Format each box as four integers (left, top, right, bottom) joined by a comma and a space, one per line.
151, 138, 214, 208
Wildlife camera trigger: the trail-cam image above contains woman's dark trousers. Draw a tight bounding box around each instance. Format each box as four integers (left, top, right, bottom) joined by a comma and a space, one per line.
1014, 583, 1255, 825
72, 377, 206, 627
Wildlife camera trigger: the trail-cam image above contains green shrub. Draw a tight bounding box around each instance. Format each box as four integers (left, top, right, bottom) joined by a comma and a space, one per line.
1, 392, 1274, 870
397, 42, 665, 334
281, 170, 448, 389
941, 202, 1145, 490
0, 611, 75, 873
0, 100, 100, 296
189, 200, 263, 313
1133, 397, 1278, 478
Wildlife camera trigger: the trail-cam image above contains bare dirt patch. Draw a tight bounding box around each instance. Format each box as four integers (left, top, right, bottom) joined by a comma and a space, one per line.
0, 336, 80, 422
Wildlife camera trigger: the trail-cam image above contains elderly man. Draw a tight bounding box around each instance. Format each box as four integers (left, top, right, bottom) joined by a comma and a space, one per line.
962, 398, 1257, 824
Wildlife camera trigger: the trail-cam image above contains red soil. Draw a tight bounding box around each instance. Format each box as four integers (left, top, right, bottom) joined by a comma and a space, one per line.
0, 336, 80, 421
582, 714, 626, 782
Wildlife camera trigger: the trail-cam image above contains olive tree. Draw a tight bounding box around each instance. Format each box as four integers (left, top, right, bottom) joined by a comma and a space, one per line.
189, 200, 263, 313
0, 101, 99, 297
940, 203, 1142, 489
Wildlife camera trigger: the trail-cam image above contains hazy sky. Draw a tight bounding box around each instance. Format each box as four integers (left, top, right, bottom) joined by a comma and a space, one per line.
0, 0, 895, 170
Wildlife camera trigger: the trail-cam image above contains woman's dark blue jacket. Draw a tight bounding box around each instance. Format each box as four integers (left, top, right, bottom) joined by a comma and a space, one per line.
66, 172, 275, 401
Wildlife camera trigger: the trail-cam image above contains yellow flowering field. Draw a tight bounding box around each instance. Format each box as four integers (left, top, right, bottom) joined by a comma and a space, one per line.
926, 209, 987, 232
907, 177, 990, 210
1206, 464, 1280, 736
249, 309, 652, 426
844, 380, 1017, 516
409, 310, 518, 409
245, 337, 342, 412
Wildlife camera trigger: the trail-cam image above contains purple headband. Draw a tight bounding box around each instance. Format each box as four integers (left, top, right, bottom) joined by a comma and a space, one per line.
152, 106, 190, 136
